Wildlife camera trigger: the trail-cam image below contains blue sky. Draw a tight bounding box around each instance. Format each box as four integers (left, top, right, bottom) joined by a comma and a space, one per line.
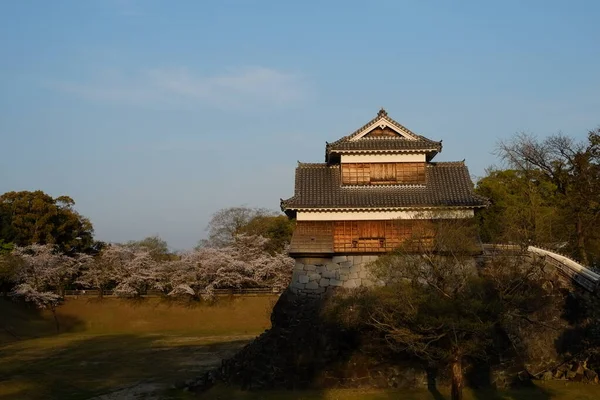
1, 1, 599, 250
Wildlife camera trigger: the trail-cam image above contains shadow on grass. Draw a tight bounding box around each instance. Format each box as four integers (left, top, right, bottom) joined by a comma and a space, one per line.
426, 368, 445, 400
470, 382, 556, 400
0, 333, 251, 400
195, 383, 560, 400
0, 298, 85, 342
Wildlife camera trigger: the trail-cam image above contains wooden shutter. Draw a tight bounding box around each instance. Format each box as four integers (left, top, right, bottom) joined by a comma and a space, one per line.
370, 163, 396, 183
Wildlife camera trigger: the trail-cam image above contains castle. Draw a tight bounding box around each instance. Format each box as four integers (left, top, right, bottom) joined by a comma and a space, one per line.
281, 109, 487, 296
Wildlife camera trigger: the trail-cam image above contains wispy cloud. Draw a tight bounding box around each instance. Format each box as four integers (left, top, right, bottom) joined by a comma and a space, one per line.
49, 66, 310, 110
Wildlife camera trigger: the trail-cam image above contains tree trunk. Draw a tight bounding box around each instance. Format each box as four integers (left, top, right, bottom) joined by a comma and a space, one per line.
51, 307, 60, 333
451, 356, 463, 400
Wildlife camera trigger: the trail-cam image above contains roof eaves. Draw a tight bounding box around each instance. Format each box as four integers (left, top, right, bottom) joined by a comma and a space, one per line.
289, 205, 487, 212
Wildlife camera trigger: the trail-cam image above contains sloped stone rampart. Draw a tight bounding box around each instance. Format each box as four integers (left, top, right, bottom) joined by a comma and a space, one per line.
290, 255, 379, 297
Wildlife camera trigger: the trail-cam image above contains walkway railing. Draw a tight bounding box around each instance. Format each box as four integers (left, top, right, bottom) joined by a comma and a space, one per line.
483, 243, 600, 293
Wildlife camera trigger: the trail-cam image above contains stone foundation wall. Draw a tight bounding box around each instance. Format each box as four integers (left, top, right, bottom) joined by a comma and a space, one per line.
291, 255, 380, 297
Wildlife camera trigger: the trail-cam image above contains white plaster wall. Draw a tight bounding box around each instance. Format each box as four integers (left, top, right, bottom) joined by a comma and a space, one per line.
296, 209, 475, 221
340, 153, 426, 163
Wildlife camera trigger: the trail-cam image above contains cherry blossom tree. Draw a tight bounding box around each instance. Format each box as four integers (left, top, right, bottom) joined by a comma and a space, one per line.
76, 245, 121, 298
11, 283, 62, 331
9, 234, 293, 305
112, 246, 156, 297
12, 244, 83, 297
10, 244, 86, 330
164, 234, 293, 301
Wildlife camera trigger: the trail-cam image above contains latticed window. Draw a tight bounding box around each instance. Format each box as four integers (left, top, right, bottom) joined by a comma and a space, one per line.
341, 162, 426, 185
333, 220, 425, 253
341, 163, 370, 184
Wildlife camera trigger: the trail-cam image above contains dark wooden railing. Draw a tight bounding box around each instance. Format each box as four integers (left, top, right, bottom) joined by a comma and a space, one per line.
482, 243, 600, 294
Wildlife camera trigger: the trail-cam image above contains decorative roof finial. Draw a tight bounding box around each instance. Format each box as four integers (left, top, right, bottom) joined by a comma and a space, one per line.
377, 108, 387, 117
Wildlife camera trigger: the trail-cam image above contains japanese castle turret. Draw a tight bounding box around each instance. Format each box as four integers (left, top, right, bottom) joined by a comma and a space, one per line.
281, 109, 487, 296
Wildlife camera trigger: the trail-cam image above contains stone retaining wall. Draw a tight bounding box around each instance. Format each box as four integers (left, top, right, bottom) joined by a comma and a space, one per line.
291, 255, 380, 297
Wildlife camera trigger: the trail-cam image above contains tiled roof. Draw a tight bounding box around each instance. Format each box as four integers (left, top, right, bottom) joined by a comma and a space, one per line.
281, 162, 488, 211
326, 109, 442, 156
327, 138, 442, 152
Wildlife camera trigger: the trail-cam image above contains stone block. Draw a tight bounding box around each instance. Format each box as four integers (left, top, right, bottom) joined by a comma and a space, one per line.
305, 281, 319, 290
316, 286, 326, 293
309, 273, 321, 281
332, 255, 347, 263
322, 270, 336, 279
362, 279, 374, 287
329, 279, 343, 287
339, 273, 349, 281
292, 271, 305, 282
340, 261, 353, 268
316, 266, 325, 273
343, 279, 358, 289
359, 270, 370, 279
292, 281, 305, 289
294, 262, 305, 270
298, 275, 310, 284
339, 267, 350, 274
304, 264, 316, 271
350, 255, 362, 264
319, 278, 330, 287
349, 265, 360, 273
349, 272, 358, 279
363, 255, 379, 264
326, 263, 339, 271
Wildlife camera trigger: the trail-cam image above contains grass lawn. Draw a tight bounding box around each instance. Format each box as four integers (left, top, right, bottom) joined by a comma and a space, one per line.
193, 381, 600, 400
0, 296, 275, 400
2, 296, 600, 399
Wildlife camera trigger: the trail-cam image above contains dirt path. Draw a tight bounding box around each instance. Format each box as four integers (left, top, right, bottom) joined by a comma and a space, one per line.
87, 335, 254, 400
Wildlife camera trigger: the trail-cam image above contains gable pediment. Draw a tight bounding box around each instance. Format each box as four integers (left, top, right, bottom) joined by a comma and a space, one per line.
325, 108, 443, 161
347, 109, 420, 142
351, 118, 419, 141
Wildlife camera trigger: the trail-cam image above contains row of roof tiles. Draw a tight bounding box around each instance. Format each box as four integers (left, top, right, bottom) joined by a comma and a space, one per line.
281, 162, 488, 211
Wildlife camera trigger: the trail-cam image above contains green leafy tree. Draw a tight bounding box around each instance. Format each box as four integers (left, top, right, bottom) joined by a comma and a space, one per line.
327, 218, 557, 400
198, 207, 271, 248
0, 250, 21, 293
124, 235, 173, 261
0, 239, 13, 255
497, 129, 600, 265
475, 169, 563, 247
238, 215, 295, 254
0, 191, 94, 253
198, 207, 294, 250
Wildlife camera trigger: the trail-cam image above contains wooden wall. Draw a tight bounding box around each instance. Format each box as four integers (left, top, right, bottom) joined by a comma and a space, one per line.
333, 220, 433, 253
289, 221, 334, 254
291, 220, 434, 254
341, 163, 426, 185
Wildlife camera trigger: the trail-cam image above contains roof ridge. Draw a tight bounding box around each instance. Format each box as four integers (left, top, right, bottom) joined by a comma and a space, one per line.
428, 161, 466, 167
341, 184, 427, 189
328, 108, 440, 146
297, 162, 329, 168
